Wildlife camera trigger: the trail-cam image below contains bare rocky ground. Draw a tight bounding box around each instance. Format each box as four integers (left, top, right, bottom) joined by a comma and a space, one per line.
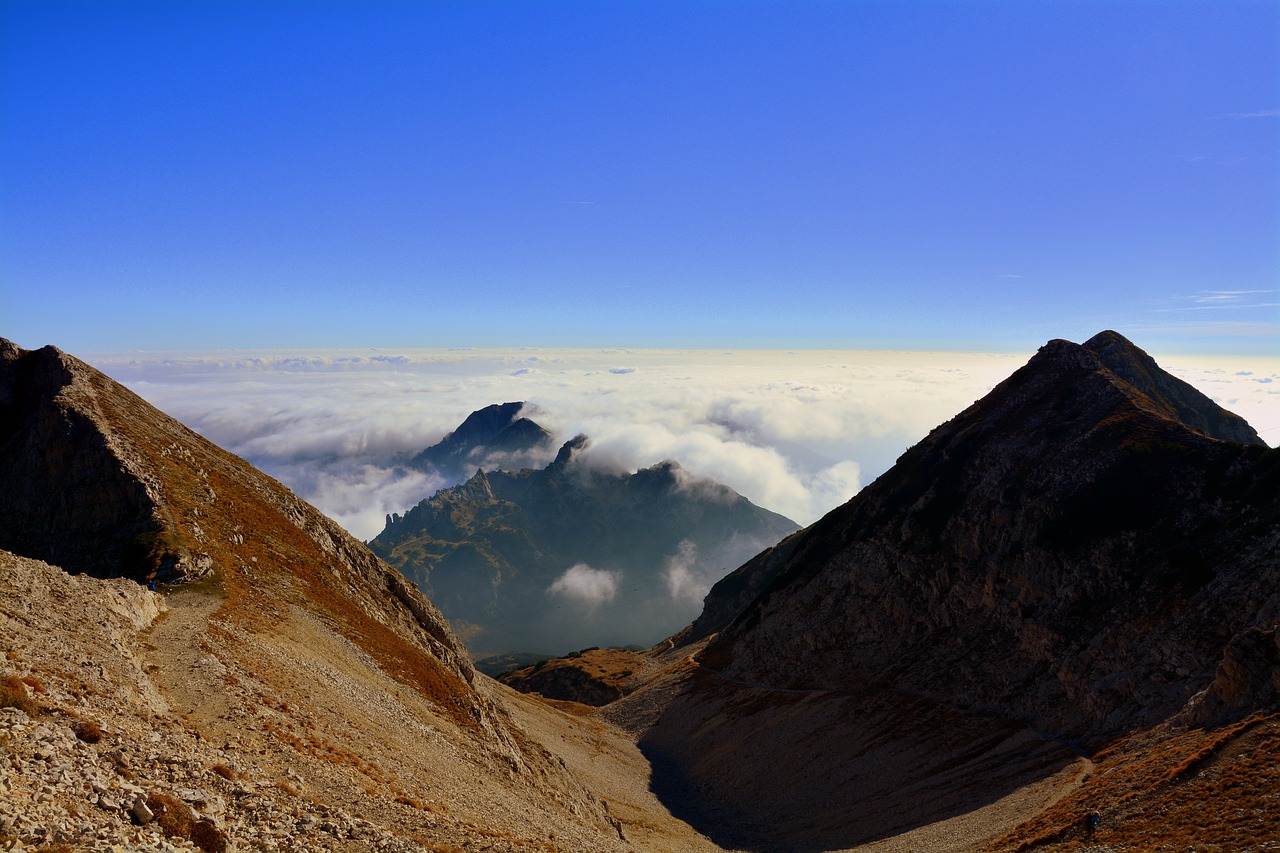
0, 548, 715, 853
603, 650, 1099, 853
0, 546, 1124, 853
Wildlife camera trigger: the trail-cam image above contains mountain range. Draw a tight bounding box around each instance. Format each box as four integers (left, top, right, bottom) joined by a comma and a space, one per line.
1, 331, 1276, 852
374, 427, 800, 657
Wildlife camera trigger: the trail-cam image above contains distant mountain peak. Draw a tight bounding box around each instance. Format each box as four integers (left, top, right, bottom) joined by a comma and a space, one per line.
371, 426, 798, 655
551, 434, 589, 469
411, 401, 554, 478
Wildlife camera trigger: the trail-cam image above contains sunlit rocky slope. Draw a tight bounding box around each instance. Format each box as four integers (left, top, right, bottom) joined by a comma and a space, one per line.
0, 339, 713, 852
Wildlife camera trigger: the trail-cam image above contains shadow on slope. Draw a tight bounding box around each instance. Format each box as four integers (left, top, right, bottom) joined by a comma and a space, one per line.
635, 664, 1082, 853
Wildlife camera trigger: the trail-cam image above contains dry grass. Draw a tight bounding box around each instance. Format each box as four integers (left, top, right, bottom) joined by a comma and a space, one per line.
189, 819, 229, 853
144, 791, 230, 853
210, 763, 237, 781
0, 674, 39, 716
992, 713, 1280, 851
393, 792, 436, 811
274, 779, 302, 797
261, 717, 398, 789
147, 791, 194, 838
71, 718, 104, 744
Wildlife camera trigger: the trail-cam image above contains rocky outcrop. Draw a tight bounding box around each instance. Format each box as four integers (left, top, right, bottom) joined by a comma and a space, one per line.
499, 648, 650, 707
1180, 623, 1280, 727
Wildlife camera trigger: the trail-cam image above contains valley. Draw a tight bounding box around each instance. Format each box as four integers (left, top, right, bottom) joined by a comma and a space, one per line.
1, 333, 1277, 851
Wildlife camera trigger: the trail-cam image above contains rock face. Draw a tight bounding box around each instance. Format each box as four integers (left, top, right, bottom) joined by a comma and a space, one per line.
499, 648, 653, 707
372, 435, 800, 656
0, 341, 201, 582
625, 331, 1279, 850
1081, 329, 1264, 446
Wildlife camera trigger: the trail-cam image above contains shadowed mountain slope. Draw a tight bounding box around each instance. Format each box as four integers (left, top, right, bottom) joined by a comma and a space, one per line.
611, 331, 1278, 851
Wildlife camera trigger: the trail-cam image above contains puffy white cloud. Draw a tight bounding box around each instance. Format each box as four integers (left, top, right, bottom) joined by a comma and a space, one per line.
547, 564, 620, 608
85, 347, 1279, 542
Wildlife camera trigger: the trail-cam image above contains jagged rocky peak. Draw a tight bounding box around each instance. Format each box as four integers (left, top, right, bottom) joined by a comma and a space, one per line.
455, 467, 497, 502
412, 401, 554, 474
550, 433, 589, 468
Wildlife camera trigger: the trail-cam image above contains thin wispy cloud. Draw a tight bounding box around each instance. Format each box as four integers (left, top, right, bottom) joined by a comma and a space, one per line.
1155, 290, 1279, 311
1155, 303, 1280, 312
1195, 290, 1275, 303
1214, 109, 1280, 119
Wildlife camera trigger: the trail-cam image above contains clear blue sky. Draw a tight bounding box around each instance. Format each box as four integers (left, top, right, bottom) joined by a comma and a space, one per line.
2, 0, 1277, 353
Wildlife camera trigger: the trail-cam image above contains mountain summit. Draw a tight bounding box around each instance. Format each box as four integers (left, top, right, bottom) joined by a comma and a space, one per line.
619, 331, 1278, 851
1080, 330, 1263, 445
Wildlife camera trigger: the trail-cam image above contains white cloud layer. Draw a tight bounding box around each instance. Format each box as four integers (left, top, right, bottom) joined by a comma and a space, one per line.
84, 347, 1280, 541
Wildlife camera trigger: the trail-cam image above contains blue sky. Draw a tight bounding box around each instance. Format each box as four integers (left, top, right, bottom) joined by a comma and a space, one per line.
2, 0, 1277, 354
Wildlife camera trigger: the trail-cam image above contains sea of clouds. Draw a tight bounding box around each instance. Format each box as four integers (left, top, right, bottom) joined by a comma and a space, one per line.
86, 347, 1280, 543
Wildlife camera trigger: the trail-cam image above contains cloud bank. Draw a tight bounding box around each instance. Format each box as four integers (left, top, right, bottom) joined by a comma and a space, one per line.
85, 347, 1279, 541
